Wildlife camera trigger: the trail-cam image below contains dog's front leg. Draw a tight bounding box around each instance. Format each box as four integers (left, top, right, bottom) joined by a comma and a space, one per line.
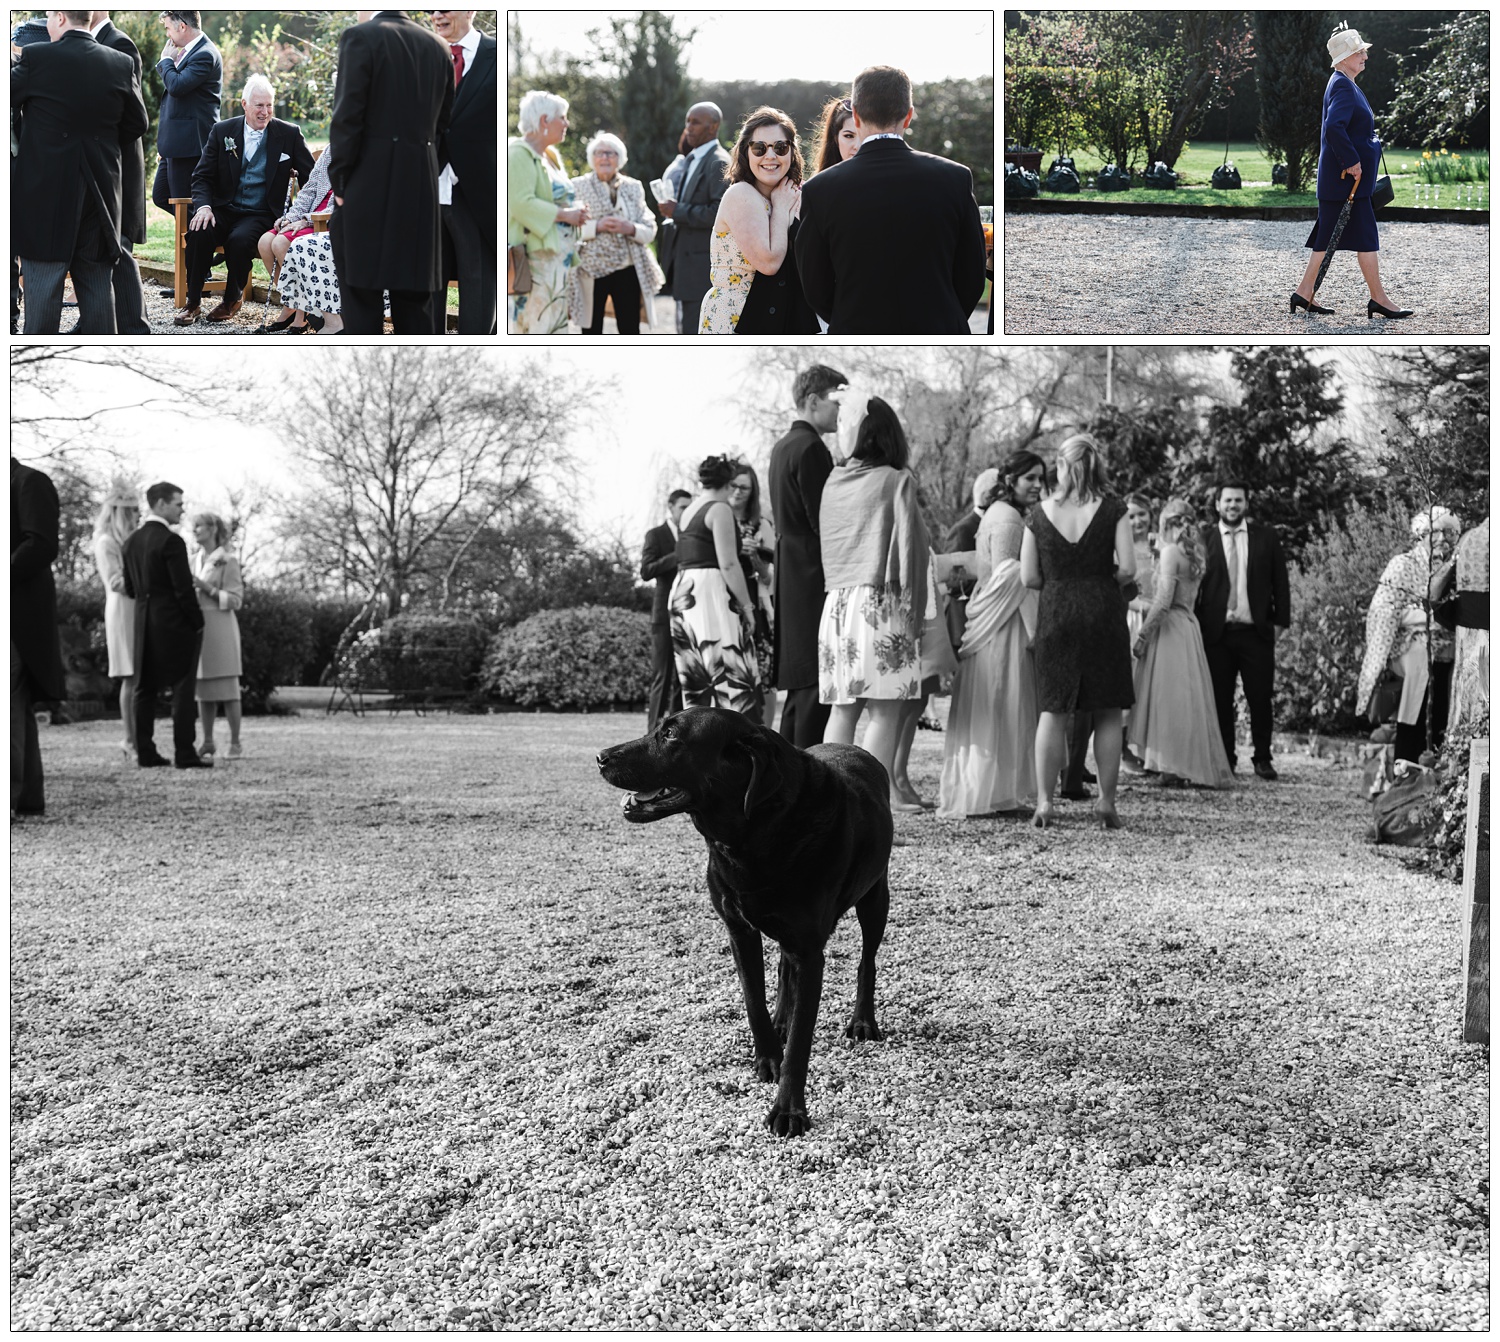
766, 946, 824, 1137
770, 950, 796, 1041
719, 917, 785, 1082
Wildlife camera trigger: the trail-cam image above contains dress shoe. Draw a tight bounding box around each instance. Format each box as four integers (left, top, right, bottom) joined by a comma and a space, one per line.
1059, 786, 1094, 801
206, 298, 244, 322
138, 754, 171, 768
175, 756, 213, 769
1367, 299, 1413, 320
173, 306, 201, 326
1081, 768, 1097, 784
1290, 291, 1334, 315
1253, 761, 1278, 781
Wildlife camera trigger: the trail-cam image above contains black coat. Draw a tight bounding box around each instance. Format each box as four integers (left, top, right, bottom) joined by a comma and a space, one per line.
121, 520, 204, 685
95, 20, 147, 245
10, 459, 65, 702
191, 116, 315, 218
446, 32, 497, 239
10, 29, 147, 264
660, 143, 731, 301
794, 137, 987, 334
737, 218, 819, 335
328, 11, 454, 292
1196, 522, 1292, 645
941, 510, 983, 554
640, 522, 679, 626
768, 421, 834, 690
154, 35, 222, 159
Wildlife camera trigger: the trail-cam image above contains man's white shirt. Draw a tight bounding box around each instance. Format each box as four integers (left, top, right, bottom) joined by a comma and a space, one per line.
437, 25, 483, 206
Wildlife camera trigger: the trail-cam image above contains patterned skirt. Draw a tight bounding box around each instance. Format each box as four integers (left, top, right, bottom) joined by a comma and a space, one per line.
508, 246, 576, 335
669, 568, 762, 719
818, 584, 921, 705
278, 233, 341, 315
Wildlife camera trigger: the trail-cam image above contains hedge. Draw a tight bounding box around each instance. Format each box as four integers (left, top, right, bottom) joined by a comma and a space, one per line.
482, 605, 652, 711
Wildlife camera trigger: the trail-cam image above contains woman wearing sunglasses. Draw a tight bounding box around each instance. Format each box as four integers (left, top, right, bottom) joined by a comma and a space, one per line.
699, 107, 818, 335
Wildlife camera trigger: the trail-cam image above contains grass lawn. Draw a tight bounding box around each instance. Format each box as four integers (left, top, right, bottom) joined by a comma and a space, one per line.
9, 712, 1487, 1329
1041, 141, 1428, 187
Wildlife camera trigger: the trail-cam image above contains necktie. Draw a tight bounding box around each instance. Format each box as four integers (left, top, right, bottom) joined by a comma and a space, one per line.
450, 43, 464, 86
1226, 529, 1240, 615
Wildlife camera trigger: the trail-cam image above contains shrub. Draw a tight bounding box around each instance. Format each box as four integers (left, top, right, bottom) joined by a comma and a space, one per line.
355, 611, 491, 696
1422, 712, 1489, 883
238, 583, 316, 714
305, 596, 367, 686
1274, 497, 1412, 734
483, 605, 652, 710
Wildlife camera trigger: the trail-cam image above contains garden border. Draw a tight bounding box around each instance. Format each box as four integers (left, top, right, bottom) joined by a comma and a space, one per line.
1004, 199, 1488, 225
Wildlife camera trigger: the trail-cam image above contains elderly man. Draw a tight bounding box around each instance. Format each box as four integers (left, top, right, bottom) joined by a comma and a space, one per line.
150, 10, 222, 220
658, 102, 728, 335
175, 74, 314, 325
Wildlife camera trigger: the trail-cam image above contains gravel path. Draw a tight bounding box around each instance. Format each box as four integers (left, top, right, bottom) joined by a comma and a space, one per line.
10, 715, 1488, 1329
1004, 213, 1489, 335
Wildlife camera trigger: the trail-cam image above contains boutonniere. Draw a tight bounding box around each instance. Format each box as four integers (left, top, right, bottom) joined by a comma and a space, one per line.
224, 135, 238, 158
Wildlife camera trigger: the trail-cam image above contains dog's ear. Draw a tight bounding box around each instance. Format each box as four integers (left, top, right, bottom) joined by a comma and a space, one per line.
736, 728, 786, 819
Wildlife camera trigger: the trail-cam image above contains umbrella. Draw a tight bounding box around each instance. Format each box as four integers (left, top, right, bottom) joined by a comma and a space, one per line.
1310, 174, 1359, 301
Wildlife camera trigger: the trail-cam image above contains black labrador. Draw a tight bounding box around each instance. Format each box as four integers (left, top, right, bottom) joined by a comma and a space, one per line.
597, 707, 892, 1137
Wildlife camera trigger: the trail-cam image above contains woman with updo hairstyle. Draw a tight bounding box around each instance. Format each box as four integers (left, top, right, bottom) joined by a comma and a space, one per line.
1127, 499, 1234, 788
91, 484, 141, 761
668, 454, 763, 719
1020, 433, 1136, 828
938, 449, 1047, 818
189, 511, 245, 759
811, 96, 858, 174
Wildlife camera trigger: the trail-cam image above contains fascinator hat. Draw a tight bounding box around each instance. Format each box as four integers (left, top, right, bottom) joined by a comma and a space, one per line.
102, 480, 141, 509
828, 385, 874, 464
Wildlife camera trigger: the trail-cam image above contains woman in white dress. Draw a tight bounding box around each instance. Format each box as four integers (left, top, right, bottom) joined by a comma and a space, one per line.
91, 485, 141, 760
937, 451, 1046, 818
189, 513, 245, 759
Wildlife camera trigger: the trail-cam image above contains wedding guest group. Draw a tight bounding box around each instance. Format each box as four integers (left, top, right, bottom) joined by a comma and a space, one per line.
509, 64, 988, 336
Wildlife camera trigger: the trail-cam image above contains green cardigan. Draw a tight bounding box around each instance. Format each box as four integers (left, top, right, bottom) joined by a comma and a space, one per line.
508, 139, 564, 253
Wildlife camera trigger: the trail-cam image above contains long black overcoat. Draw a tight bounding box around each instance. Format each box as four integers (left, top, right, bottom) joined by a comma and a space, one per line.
767, 421, 835, 691
10, 459, 66, 702
95, 20, 147, 245
121, 522, 204, 685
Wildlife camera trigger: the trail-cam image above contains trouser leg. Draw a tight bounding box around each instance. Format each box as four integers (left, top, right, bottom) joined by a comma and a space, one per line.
647, 624, 675, 730
778, 685, 830, 750
170, 634, 202, 762
1204, 638, 1240, 769
387, 289, 434, 335
608, 267, 642, 335
18, 258, 67, 334
1229, 626, 1276, 765
1063, 710, 1095, 791
112, 238, 150, 335
445, 199, 497, 335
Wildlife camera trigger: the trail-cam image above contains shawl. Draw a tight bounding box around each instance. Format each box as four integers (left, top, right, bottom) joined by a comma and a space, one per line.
565, 171, 666, 329
958, 501, 1035, 658
819, 462, 929, 638
1355, 545, 1451, 720
285, 147, 334, 228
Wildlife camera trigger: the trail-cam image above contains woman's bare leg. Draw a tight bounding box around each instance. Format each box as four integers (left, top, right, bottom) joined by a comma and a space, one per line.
1356, 251, 1395, 307
824, 701, 862, 746
1032, 710, 1068, 825
1294, 251, 1325, 301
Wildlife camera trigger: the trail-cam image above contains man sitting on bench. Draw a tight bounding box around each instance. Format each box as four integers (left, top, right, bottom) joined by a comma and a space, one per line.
176, 73, 314, 326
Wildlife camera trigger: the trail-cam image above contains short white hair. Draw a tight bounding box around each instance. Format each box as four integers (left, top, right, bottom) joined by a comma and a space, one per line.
586, 131, 628, 171
518, 90, 568, 134
242, 74, 275, 103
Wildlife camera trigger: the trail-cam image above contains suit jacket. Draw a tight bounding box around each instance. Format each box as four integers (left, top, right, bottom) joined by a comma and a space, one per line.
941, 510, 983, 554
191, 116, 315, 218
640, 523, 679, 626
1316, 71, 1380, 200
10, 30, 147, 264
121, 519, 204, 684
795, 137, 987, 334
329, 11, 454, 292
660, 142, 730, 301
768, 420, 834, 689
10, 458, 66, 702
95, 20, 147, 245
155, 34, 222, 160
1196, 521, 1292, 645
445, 31, 497, 239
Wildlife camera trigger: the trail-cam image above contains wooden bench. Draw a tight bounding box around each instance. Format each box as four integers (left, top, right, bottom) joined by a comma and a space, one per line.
168, 196, 257, 309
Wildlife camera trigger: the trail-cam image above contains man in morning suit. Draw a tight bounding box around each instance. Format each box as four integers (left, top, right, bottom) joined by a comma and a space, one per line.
768, 364, 847, 749
429, 10, 496, 334
151, 11, 222, 217
329, 10, 454, 335
641, 489, 692, 731
1195, 480, 1292, 780
176, 74, 315, 325
122, 483, 209, 770
795, 65, 987, 335
11, 457, 67, 818
91, 11, 150, 335
657, 103, 729, 334
10, 9, 148, 334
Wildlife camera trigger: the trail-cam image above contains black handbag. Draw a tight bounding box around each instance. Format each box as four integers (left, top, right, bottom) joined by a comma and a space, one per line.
1371, 150, 1394, 210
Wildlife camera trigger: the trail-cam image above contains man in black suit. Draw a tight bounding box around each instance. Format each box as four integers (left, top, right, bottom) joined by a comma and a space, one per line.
121, 483, 209, 771
175, 74, 314, 325
10, 15, 51, 335
1195, 480, 1292, 780
11, 458, 67, 818
329, 10, 454, 335
657, 103, 729, 334
768, 364, 847, 749
795, 65, 987, 334
150, 10, 222, 218
641, 489, 691, 731
91, 11, 150, 335
10, 9, 147, 334
429, 10, 496, 334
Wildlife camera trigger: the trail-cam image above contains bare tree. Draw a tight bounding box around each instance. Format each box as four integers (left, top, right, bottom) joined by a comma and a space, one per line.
275, 349, 576, 613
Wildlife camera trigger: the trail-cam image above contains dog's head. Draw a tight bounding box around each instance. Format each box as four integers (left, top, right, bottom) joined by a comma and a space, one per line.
597, 707, 791, 827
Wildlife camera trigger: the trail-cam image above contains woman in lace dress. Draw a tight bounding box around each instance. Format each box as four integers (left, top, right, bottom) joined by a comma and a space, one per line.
938, 451, 1046, 818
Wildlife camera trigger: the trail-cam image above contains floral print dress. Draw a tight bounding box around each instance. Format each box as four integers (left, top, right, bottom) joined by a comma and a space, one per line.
508, 145, 579, 335
698, 199, 766, 334
669, 503, 763, 719
818, 585, 922, 704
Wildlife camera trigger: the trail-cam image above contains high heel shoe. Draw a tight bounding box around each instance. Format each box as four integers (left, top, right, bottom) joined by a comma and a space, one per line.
1030, 804, 1055, 830
1094, 802, 1122, 830
1367, 299, 1413, 319
259, 312, 299, 333
1290, 292, 1334, 315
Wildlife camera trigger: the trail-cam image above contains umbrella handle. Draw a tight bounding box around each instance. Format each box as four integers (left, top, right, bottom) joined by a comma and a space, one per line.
1342, 171, 1357, 202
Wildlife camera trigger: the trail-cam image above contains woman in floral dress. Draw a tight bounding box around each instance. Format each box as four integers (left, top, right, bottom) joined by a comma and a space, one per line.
507, 90, 588, 334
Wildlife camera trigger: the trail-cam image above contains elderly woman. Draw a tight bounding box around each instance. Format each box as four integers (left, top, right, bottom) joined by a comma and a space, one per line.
1356, 506, 1462, 762
256, 145, 336, 333
189, 512, 245, 760
1290, 24, 1412, 320
567, 131, 665, 334
91, 484, 141, 761
508, 90, 589, 334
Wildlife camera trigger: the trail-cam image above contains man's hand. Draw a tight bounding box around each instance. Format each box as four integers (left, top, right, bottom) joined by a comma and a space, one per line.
659, 200, 676, 220
189, 205, 216, 231
334, 195, 343, 207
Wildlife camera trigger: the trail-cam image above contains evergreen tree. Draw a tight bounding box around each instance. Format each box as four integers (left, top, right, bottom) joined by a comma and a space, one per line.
1372, 347, 1489, 520
1081, 401, 1194, 508
609, 11, 695, 222
1254, 11, 1329, 194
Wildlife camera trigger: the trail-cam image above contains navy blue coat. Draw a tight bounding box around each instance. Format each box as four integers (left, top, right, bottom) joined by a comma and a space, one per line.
1315, 72, 1380, 200
155, 35, 222, 160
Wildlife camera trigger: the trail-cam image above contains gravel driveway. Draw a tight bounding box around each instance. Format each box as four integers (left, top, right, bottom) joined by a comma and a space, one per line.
1004, 213, 1489, 335
10, 714, 1488, 1329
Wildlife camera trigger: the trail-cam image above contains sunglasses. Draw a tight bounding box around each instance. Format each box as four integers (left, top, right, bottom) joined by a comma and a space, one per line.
748, 140, 791, 157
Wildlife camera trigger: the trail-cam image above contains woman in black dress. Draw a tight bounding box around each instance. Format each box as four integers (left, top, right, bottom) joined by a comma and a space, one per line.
1020, 435, 1136, 829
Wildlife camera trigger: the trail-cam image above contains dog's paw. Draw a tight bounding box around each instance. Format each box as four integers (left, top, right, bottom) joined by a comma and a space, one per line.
753, 1053, 781, 1083
764, 1099, 811, 1138
845, 1017, 883, 1043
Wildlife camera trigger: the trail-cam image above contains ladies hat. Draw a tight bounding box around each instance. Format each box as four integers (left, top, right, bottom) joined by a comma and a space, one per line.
1327, 24, 1371, 67
1411, 505, 1460, 537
